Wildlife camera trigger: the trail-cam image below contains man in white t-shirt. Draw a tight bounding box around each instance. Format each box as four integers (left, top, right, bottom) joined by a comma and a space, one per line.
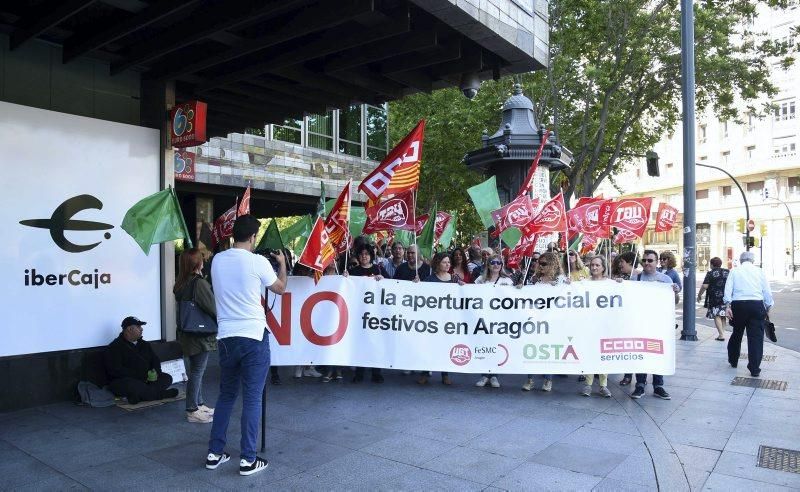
205, 214, 286, 477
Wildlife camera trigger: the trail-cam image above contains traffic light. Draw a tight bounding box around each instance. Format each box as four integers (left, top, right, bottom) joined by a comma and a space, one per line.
736, 218, 745, 234
646, 151, 660, 177
743, 236, 755, 247
760, 223, 768, 237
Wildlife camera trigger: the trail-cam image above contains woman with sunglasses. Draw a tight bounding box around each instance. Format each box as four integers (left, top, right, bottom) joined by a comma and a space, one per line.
449, 247, 474, 284
562, 249, 590, 282
473, 254, 514, 388
418, 252, 464, 386
581, 256, 613, 397
520, 251, 565, 392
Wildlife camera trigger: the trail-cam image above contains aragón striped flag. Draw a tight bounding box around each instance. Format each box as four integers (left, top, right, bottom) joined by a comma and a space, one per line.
358, 120, 425, 201
324, 180, 352, 254
297, 217, 336, 276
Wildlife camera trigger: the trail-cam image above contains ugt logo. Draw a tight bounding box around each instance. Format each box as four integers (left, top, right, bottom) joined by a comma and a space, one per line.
19, 195, 113, 253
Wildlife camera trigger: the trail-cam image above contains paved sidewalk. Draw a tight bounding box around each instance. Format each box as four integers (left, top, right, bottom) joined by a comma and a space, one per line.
1, 324, 799, 491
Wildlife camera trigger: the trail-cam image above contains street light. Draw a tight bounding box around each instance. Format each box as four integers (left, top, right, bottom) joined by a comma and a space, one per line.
763, 192, 797, 279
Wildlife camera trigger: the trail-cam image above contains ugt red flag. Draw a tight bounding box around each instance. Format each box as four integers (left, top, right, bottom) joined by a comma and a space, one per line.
613, 228, 640, 245
414, 213, 429, 234
211, 204, 237, 249
362, 189, 416, 234
298, 217, 336, 274
602, 198, 653, 238
358, 120, 425, 201
237, 186, 251, 216
568, 198, 611, 238
491, 195, 536, 236
434, 211, 452, 241
654, 203, 679, 233
517, 130, 550, 197
522, 192, 566, 235
324, 180, 352, 254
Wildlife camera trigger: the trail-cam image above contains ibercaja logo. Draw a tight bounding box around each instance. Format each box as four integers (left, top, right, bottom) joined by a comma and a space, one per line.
450, 344, 472, 366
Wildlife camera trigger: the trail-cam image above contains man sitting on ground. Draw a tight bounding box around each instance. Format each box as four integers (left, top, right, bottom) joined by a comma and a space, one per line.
104, 316, 177, 404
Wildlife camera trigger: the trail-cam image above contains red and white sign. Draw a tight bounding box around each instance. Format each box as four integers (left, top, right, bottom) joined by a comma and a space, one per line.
491, 195, 537, 235
170, 101, 207, 148
174, 150, 195, 182
747, 219, 755, 232
654, 203, 679, 233
363, 189, 415, 233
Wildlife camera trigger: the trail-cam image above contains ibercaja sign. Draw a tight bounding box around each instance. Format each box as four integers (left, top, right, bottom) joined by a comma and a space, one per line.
170, 100, 207, 148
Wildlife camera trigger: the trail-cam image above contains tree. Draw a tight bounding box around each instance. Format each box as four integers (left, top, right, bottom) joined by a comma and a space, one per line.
389, 0, 796, 222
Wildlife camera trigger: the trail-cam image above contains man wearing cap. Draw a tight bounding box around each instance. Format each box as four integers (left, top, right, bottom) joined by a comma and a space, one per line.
206, 214, 287, 477
104, 316, 177, 404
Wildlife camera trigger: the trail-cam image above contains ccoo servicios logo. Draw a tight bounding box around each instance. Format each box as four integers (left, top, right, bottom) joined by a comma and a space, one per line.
19, 194, 113, 289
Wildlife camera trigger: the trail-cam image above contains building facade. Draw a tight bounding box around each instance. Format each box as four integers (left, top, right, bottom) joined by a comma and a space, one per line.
600, 3, 800, 279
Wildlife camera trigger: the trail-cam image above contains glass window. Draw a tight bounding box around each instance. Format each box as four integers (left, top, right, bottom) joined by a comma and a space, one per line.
722, 185, 732, 197
366, 104, 388, 161
273, 118, 302, 145
307, 111, 333, 151
746, 181, 764, 192
339, 105, 362, 157
696, 189, 709, 199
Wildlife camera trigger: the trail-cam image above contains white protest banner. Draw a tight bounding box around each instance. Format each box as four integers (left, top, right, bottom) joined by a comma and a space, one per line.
268, 277, 676, 375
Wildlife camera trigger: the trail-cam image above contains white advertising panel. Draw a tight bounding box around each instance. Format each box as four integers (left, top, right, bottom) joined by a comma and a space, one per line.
0, 101, 162, 356
269, 276, 676, 375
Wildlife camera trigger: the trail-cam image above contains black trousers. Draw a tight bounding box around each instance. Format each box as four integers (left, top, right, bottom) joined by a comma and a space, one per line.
728, 300, 767, 374
109, 373, 173, 403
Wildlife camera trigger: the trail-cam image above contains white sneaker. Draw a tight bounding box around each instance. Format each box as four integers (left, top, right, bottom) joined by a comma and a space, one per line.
599, 386, 612, 398
303, 367, 322, 378
522, 378, 534, 391
187, 409, 213, 423
542, 380, 553, 392
475, 376, 489, 387
489, 377, 501, 388
581, 384, 592, 397
198, 404, 214, 415
293, 366, 303, 378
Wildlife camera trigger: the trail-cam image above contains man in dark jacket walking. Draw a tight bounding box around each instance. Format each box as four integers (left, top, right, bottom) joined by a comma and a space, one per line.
104, 316, 177, 404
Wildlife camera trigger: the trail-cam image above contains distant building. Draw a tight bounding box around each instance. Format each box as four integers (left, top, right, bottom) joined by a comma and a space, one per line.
599, 3, 800, 278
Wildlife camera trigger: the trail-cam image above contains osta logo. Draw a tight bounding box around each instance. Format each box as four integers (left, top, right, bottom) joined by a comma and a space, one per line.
449, 344, 472, 366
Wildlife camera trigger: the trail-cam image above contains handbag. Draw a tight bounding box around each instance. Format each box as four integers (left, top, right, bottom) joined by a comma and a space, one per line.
178, 278, 218, 335
765, 317, 777, 343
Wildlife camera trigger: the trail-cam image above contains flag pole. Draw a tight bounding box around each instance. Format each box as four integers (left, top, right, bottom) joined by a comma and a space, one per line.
170, 186, 193, 249
412, 189, 419, 280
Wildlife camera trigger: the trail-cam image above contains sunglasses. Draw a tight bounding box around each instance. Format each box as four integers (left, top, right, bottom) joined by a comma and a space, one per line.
489, 260, 502, 265
659, 257, 668, 261
642, 258, 656, 263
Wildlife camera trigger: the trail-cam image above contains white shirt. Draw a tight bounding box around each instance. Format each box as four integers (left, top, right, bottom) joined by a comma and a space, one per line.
475, 275, 514, 286
211, 248, 278, 340
723, 261, 773, 307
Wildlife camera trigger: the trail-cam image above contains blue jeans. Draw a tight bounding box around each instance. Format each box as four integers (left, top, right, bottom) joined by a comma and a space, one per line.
635, 374, 664, 389
208, 331, 270, 462
185, 351, 210, 411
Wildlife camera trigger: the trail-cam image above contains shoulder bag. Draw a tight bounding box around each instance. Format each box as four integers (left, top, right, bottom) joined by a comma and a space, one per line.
178, 278, 218, 335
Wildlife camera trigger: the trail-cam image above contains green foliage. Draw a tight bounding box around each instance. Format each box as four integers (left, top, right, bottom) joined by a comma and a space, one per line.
389, 0, 795, 218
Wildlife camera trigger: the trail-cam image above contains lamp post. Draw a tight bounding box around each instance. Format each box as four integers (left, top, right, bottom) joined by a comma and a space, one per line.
696, 162, 751, 250
765, 195, 796, 279
680, 0, 698, 341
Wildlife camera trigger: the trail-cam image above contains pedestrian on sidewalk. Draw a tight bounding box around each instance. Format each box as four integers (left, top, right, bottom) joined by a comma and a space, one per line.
174, 248, 217, 424
474, 254, 514, 389
582, 256, 612, 398
613, 252, 637, 387
723, 251, 774, 377
629, 250, 679, 400
206, 214, 287, 477
697, 257, 729, 341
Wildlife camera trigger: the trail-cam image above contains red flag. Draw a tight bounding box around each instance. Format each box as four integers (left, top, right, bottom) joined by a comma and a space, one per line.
654, 203, 679, 233
324, 180, 352, 254
568, 198, 611, 238
237, 186, 251, 217
210, 204, 237, 249
602, 198, 653, 238
613, 228, 639, 244
298, 217, 336, 277
358, 120, 425, 201
517, 130, 550, 197
574, 194, 603, 208
434, 211, 452, 242
491, 195, 537, 235
414, 213, 429, 234
522, 192, 567, 235
363, 189, 416, 233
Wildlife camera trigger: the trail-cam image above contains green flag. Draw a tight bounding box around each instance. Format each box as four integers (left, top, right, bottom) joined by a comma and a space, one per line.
255, 218, 284, 252
121, 187, 192, 255
350, 206, 366, 239
467, 176, 501, 228
437, 211, 457, 251
418, 203, 438, 260
394, 229, 414, 247
279, 215, 313, 256
501, 228, 521, 248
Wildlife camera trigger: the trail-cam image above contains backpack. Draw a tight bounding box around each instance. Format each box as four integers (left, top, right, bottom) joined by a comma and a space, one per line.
77, 381, 116, 407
